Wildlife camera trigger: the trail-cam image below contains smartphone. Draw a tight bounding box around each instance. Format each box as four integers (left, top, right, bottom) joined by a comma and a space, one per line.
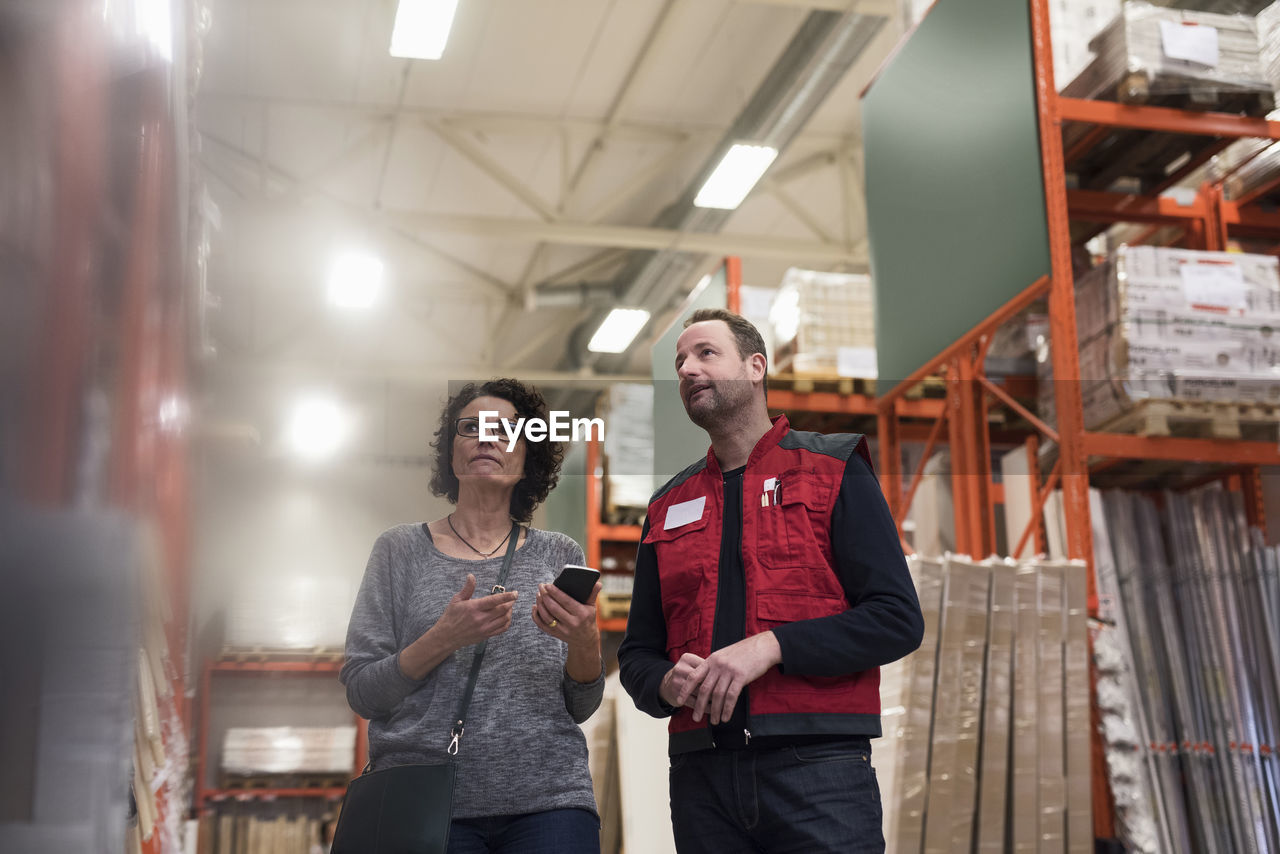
553, 564, 601, 604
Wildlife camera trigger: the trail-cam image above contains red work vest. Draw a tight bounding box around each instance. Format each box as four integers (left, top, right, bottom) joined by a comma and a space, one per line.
643, 416, 882, 751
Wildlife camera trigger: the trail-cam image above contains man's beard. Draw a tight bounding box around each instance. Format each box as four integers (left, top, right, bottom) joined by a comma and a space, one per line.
684, 379, 753, 431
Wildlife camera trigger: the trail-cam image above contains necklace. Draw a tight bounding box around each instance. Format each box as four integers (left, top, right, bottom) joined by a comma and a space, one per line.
448, 514, 513, 558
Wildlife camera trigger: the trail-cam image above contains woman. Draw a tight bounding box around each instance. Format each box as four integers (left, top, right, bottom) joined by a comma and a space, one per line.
340, 378, 605, 854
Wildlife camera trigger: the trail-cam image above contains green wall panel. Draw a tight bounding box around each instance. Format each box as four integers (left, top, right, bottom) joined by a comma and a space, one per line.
862, 0, 1050, 385
543, 438, 586, 552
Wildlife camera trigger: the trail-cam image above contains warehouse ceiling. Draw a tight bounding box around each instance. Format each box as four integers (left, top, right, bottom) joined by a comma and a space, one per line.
194, 0, 905, 458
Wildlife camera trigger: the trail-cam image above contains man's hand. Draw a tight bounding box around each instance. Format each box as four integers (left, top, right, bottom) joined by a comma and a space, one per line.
679, 632, 783, 725
659, 653, 706, 710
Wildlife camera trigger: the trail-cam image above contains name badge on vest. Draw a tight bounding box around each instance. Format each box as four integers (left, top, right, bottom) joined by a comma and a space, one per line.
664, 496, 706, 530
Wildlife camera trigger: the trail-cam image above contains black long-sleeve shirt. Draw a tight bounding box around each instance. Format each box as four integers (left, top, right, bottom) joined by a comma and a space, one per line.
618, 448, 924, 741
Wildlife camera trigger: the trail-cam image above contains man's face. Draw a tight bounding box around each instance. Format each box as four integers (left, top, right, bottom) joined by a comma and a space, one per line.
674, 320, 756, 429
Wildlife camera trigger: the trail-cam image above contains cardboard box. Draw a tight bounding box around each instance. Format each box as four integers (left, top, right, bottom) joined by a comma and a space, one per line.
770, 268, 877, 377
1040, 246, 1280, 429
1062, 2, 1274, 106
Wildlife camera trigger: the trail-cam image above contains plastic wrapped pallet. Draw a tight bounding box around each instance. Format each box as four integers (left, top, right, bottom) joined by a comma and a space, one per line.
221, 726, 356, 775
974, 560, 1015, 853
1154, 0, 1277, 15
1037, 564, 1068, 854
1220, 2, 1280, 205
1062, 2, 1274, 111
769, 268, 876, 378
1011, 563, 1041, 854
599, 383, 654, 514
1049, 0, 1123, 89
880, 555, 946, 854
1039, 245, 1280, 431
921, 558, 990, 854
1060, 560, 1093, 854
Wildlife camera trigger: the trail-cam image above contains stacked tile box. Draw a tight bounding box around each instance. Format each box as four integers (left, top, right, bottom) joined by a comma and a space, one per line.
1039, 245, 1280, 431
769, 268, 877, 379
1061, 2, 1274, 109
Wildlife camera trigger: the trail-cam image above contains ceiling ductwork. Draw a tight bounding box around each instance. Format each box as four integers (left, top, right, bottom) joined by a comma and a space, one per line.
566, 8, 889, 370
528, 281, 619, 310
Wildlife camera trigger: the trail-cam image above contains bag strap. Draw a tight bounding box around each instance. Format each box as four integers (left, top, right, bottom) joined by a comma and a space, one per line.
447, 522, 521, 756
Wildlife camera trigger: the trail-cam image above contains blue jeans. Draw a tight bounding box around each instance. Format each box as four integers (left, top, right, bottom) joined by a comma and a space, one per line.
447, 808, 600, 854
669, 738, 884, 853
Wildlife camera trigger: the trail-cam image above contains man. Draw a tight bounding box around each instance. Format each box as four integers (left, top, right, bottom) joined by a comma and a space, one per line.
618, 308, 924, 853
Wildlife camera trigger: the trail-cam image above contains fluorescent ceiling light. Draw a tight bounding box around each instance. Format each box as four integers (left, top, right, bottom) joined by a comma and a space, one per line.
286, 396, 349, 461
588, 308, 651, 354
327, 251, 384, 310
693, 143, 778, 210
390, 0, 459, 60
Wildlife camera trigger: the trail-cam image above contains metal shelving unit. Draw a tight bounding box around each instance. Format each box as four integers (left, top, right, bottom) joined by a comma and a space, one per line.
193, 659, 368, 813
868, 0, 1280, 839
585, 436, 641, 633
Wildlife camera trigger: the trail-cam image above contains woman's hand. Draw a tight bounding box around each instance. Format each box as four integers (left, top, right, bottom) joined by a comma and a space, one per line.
398, 574, 519, 681
436, 573, 520, 648
533, 581, 603, 682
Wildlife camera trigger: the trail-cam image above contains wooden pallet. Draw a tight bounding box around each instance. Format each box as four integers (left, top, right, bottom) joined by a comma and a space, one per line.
218, 772, 349, 790
1110, 71, 1275, 115
770, 370, 875, 396
597, 592, 631, 622
1094, 398, 1280, 441
217, 645, 345, 664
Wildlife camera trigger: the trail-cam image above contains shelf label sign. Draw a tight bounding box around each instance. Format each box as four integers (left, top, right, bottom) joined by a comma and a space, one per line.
837, 346, 878, 379
1180, 261, 1247, 313
1159, 21, 1219, 68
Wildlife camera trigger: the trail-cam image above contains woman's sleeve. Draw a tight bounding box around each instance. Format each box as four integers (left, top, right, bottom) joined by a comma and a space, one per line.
338, 534, 428, 719
559, 536, 605, 723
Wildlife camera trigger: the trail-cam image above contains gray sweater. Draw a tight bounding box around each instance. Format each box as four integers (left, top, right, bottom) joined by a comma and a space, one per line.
340, 524, 604, 819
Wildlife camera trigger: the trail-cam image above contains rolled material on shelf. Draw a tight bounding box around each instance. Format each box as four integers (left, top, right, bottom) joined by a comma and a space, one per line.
1094, 487, 1280, 853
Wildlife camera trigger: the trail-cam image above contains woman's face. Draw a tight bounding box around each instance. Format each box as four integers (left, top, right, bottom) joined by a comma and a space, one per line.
451, 395, 527, 492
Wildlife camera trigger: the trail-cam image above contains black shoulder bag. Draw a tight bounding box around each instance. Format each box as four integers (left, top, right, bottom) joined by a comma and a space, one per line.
332, 523, 521, 854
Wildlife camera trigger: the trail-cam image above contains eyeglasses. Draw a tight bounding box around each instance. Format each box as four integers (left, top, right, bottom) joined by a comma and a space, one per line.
454, 417, 483, 438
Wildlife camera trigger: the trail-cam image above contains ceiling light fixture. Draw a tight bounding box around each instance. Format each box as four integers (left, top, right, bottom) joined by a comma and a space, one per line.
327, 251, 384, 310
693, 143, 778, 210
286, 396, 349, 461
389, 0, 459, 60
587, 308, 651, 354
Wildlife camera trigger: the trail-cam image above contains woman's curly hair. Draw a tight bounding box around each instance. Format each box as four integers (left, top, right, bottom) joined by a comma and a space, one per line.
429, 378, 564, 523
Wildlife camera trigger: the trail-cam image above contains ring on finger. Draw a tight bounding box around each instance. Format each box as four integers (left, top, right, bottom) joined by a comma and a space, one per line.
549, 618, 558, 628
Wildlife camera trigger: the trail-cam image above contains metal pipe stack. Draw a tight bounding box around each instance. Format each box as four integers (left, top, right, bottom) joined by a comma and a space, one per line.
1094, 488, 1280, 853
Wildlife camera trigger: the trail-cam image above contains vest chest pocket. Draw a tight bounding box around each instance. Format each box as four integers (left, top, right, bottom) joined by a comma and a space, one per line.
755, 468, 832, 570
644, 505, 712, 604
